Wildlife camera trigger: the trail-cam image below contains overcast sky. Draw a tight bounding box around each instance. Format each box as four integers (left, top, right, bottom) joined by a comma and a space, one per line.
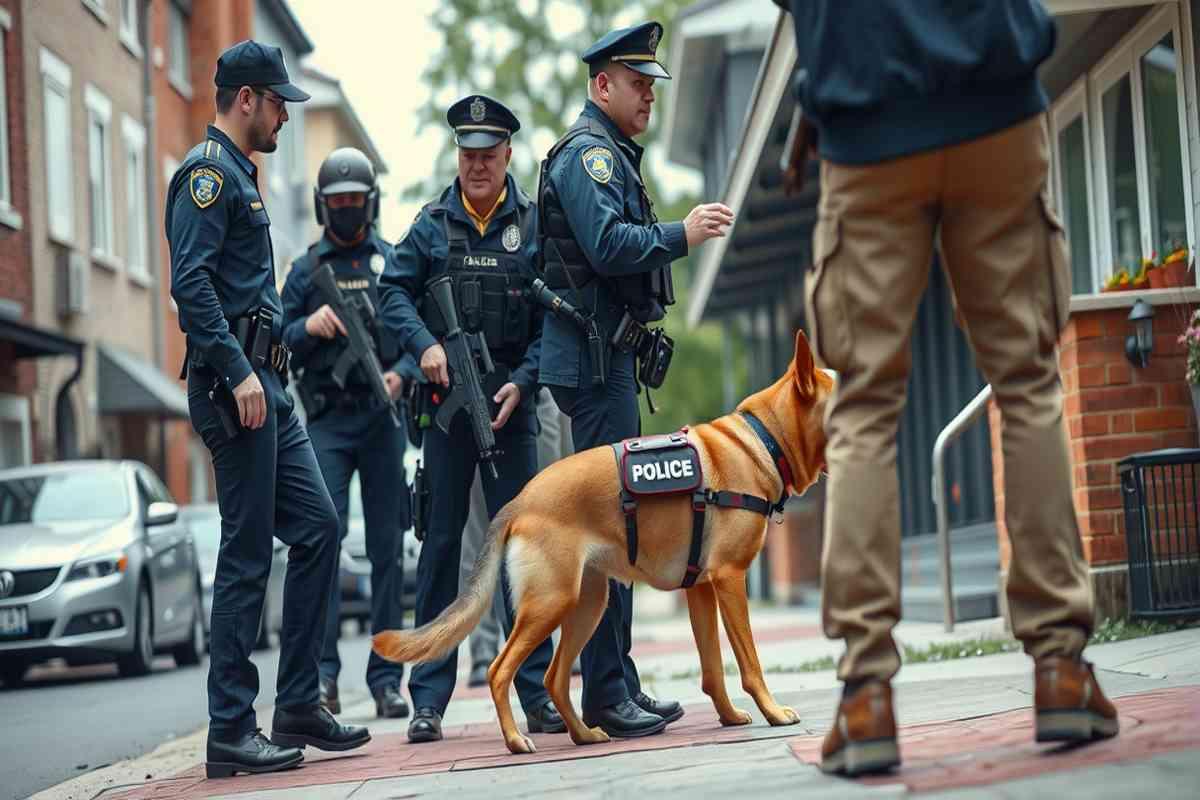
287, 0, 701, 242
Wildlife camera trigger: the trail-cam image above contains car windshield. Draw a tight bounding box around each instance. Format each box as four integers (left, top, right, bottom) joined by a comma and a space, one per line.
0, 469, 130, 525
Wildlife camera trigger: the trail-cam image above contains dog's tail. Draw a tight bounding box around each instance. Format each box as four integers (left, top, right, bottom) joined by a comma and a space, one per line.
372, 504, 514, 665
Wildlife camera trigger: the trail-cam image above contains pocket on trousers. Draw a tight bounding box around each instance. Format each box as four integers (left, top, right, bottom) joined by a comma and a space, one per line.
1038, 190, 1071, 335
806, 214, 852, 371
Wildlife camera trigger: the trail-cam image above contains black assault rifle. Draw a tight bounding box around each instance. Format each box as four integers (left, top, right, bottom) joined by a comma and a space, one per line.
427, 275, 502, 479
311, 263, 400, 428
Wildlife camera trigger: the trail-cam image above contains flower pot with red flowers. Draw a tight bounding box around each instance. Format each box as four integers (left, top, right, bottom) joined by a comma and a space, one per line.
1160, 243, 1191, 288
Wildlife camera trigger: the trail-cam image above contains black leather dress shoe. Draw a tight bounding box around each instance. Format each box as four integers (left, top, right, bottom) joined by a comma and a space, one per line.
206, 730, 303, 778
270, 705, 370, 751
319, 676, 340, 714
633, 690, 685, 724
408, 706, 443, 743
582, 698, 667, 738
525, 699, 567, 734
468, 662, 490, 688
372, 683, 411, 719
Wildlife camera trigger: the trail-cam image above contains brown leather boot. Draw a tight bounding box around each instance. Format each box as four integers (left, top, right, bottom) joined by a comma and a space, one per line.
1034, 656, 1119, 743
821, 680, 900, 776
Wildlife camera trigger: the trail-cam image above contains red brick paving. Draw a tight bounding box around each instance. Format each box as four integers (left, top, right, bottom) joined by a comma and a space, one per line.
787, 685, 1200, 793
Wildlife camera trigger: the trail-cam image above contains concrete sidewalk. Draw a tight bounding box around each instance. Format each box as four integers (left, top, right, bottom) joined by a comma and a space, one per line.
38, 601, 1200, 799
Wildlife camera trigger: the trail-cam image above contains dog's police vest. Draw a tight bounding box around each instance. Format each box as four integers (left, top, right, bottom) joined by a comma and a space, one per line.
611, 411, 793, 589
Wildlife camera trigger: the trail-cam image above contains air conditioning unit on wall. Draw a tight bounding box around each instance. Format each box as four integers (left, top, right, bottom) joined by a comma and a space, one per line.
56, 247, 89, 317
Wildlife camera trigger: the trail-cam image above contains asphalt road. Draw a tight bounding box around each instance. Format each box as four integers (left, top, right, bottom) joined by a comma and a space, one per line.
0, 632, 373, 800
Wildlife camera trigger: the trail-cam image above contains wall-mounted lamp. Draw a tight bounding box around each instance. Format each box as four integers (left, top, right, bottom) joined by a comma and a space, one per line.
1125, 298, 1155, 368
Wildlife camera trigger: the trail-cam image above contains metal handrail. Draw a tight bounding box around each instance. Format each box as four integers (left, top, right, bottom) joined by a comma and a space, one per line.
931, 384, 994, 632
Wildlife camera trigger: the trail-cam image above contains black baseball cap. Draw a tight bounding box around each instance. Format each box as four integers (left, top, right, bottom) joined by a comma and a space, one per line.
214, 40, 311, 103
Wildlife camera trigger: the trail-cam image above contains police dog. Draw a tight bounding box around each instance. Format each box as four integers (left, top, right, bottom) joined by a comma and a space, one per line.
374, 331, 832, 754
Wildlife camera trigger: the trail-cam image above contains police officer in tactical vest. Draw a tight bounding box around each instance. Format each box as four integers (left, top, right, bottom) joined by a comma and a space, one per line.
537, 22, 733, 738
167, 40, 369, 779
377, 95, 564, 744
281, 147, 418, 721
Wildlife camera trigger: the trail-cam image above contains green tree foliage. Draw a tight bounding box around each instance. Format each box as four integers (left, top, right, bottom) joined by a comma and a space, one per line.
414, 0, 748, 433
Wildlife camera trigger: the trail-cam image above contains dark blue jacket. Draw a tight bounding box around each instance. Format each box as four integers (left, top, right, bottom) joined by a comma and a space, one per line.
377, 174, 543, 400
539, 101, 687, 388
281, 232, 418, 386
779, 0, 1056, 164
167, 125, 281, 388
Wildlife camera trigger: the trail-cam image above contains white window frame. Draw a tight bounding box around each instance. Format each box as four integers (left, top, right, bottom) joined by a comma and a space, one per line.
167, 2, 192, 99
1089, 4, 1195, 283
1051, 78, 1099, 295
0, 8, 20, 231
122, 114, 149, 286
0, 393, 32, 468
40, 48, 74, 246
118, 0, 142, 58
81, 0, 109, 26
85, 84, 118, 268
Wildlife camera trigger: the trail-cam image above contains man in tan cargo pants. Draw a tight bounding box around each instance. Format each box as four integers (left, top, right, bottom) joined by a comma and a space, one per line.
778, 0, 1121, 779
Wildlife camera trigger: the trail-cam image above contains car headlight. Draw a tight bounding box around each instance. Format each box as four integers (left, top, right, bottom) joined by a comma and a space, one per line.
67, 552, 129, 581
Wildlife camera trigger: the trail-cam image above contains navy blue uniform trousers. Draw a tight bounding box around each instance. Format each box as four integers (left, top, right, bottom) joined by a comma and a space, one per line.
187, 366, 339, 739
548, 351, 642, 712
408, 397, 553, 716
308, 404, 408, 692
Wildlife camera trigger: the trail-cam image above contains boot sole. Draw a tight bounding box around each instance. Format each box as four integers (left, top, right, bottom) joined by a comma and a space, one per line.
582, 717, 668, 739
527, 716, 568, 734
270, 731, 371, 752
408, 729, 443, 743
205, 753, 303, 779
820, 737, 900, 777
1035, 710, 1120, 743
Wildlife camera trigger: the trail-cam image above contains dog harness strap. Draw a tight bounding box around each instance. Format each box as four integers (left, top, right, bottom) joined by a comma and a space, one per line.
613, 443, 640, 566
738, 411, 791, 513
682, 489, 707, 589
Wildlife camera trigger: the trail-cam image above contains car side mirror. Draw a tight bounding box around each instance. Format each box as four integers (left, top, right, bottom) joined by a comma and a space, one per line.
146, 501, 179, 527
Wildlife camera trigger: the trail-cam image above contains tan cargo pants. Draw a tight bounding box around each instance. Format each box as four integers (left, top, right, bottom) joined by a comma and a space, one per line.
807, 115, 1094, 682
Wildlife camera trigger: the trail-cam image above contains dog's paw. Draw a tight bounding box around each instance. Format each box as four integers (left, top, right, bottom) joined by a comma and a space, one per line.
506, 734, 537, 754
765, 705, 801, 726
719, 708, 753, 726
572, 726, 611, 745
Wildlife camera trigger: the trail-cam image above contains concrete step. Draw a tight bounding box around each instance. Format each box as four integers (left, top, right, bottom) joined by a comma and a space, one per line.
898, 524, 1001, 623
902, 582, 1000, 624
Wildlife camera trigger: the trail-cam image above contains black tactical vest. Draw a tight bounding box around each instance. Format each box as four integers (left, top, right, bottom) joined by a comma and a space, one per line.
419, 204, 535, 366
299, 242, 397, 391
537, 117, 674, 324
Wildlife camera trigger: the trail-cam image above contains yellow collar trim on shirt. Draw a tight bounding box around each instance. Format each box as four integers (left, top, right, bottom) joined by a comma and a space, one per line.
462, 187, 507, 236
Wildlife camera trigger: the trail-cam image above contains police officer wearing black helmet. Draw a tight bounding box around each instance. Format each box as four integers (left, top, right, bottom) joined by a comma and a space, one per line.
281, 147, 419, 722
536, 22, 733, 739
377, 95, 564, 744
167, 40, 370, 779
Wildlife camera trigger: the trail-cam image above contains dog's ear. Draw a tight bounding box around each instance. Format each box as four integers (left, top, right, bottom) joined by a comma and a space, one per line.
792, 329, 816, 400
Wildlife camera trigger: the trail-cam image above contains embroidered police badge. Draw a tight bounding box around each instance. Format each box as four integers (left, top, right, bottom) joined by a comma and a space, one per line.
648, 25, 660, 52
581, 146, 614, 184
470, 96, 487, 123
189, 167, 223, 209
502, 224, 521, 252
370, 253, 386, 275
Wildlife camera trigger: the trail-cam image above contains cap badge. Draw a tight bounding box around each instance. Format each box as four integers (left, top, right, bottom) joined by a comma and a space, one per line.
648, 26, 660, 52
470, 97, 487, 123
502, 224, 521, 253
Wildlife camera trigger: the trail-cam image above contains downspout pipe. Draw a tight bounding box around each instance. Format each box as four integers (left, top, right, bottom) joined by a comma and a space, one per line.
142, 0, 168, 479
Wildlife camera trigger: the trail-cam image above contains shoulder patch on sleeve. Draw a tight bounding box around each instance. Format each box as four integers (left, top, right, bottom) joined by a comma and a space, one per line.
581, 146, 614, 184
189, 166, 224, 209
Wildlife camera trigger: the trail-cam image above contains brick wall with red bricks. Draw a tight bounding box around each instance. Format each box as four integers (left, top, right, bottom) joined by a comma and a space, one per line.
0, 0, 40, 456
991, 303, 1199, 620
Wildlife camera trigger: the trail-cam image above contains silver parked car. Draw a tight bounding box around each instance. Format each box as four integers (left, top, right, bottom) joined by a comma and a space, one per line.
179, 503, 286, 650
0, 461, 205, 687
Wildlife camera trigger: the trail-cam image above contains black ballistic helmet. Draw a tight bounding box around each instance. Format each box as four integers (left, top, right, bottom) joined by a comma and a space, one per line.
313, 147, 379, 227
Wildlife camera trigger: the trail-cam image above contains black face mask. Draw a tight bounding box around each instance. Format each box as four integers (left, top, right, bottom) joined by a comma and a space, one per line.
328, 206, 368, 243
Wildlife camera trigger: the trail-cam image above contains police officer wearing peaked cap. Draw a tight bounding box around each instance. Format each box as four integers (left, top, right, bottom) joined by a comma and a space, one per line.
167, 39, 369, 779
376, 95, 564, 744
281, 147, 421, 722
536, 21, 733, 739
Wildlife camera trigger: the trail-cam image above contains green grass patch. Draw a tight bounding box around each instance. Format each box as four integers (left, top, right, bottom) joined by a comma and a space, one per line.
1087, 616, 1198, 644
901, 636, 1021, 664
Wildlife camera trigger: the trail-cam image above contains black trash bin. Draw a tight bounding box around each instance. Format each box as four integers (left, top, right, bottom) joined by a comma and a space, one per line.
1118, 448, 1200, 619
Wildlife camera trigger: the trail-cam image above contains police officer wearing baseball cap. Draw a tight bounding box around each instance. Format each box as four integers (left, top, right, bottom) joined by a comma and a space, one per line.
535, 21, 733, 739
167, 39, 369, 779
376, 95, 564, 744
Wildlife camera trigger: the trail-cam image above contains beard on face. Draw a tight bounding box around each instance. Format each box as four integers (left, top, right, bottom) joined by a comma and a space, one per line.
250, 105, 281, 153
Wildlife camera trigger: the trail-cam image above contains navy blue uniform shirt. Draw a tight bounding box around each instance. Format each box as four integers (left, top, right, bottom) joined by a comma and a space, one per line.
167, 125, 280, 388
377, 174, 544, 399
538, 100, 686, 388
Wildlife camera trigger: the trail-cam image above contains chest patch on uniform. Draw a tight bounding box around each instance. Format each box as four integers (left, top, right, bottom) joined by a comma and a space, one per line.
581, 146, 614, 184
502, 223, 521, 252
189, 167, 224, 209
618, 432, 703, 496
370, 253, 386, 275
463, 255, 499, 268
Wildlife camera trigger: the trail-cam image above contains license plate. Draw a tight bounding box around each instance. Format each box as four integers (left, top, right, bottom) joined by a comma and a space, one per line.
0, 606, 29, 637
